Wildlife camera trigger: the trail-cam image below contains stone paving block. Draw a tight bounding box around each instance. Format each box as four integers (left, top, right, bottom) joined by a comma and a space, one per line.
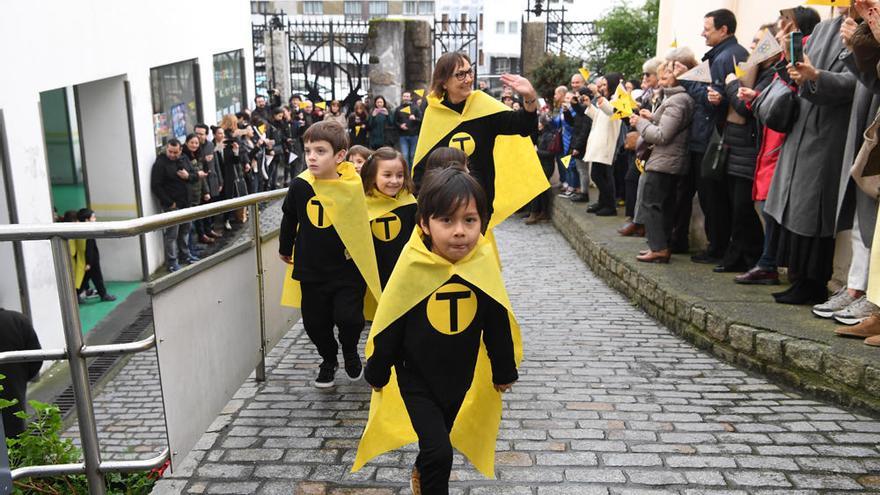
724, 471, 791, 487
728, 325, 759, 353
755, 333, 788, 364
783, 340, 825, 373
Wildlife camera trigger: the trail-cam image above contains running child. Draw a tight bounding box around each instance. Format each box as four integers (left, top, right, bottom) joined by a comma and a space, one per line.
353, 167, 521, 494
279, 120, 382, 388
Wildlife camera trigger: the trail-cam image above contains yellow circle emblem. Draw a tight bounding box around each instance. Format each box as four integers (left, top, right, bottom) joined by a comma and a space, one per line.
371, 212, 402, 242
426, 283, 478, 335
448, 132, 476, 156
306, 196, 333, 229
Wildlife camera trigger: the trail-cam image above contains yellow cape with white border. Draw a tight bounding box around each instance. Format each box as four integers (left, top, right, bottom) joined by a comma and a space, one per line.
352, 229, 523, 478
413, 90, 549, 229
280, 161, 382, 307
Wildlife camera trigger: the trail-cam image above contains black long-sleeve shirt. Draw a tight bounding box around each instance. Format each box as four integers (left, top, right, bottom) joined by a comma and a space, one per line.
278, 177, 361, 283
412, 101, 538, 214
364, 275, 518, 400
371, 202, 417, 288
0, 309, 42, 438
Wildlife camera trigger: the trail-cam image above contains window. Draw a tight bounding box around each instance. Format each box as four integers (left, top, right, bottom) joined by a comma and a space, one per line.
418, 1, 434, 15
495, 21, 505, 34
369, 1, 388, 16
509, 21, 518, 34
404, 1, 417, 14
490, 57, 510, 74
345, 1, 362, 16
251, 1, 270, 14
213, 50, 245, 123
303, 1, 323, 15
150, 60, 200, 149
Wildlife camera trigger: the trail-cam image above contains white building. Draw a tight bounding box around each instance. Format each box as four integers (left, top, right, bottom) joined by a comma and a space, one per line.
0, 0, 255, 353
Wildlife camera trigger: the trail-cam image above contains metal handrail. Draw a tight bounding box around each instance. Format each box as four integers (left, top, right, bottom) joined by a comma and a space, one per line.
0, 189, 286, 494
11, 448, 170, 480
0, 189, 286, 241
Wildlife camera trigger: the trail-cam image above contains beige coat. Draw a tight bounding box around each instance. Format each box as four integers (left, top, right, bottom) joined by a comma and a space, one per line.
584, 99, 622, 166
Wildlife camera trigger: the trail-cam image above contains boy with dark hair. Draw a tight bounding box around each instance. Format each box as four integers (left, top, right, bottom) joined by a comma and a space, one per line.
279, 120, 382, 388
354, 167, 521, 494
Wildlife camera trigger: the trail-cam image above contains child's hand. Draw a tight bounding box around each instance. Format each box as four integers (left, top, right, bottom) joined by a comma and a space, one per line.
494, 382, 514, 393
279, 254, 292, 264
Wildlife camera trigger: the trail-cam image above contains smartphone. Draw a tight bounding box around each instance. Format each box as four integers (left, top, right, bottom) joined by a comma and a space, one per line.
789, 31, 804, 65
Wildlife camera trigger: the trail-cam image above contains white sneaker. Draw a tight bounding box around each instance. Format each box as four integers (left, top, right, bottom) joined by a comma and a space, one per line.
812, 288, 856, 319
832, 296, 879, 325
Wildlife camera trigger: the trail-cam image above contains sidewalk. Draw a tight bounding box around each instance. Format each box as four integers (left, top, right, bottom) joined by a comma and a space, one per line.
551, 195, 880, 416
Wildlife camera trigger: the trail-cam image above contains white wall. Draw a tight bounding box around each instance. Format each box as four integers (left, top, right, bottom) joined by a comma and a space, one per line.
0, 0, 255, 352
76, 75, 142, 281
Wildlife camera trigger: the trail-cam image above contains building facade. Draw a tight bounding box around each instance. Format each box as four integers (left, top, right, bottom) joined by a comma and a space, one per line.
0, 0, 255, 353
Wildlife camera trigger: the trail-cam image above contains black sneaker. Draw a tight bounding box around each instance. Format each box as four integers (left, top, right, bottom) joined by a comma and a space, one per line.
313, 363, 337, 389
344, 353, 363, 381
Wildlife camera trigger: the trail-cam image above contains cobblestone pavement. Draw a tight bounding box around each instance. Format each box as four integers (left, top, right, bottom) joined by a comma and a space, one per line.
109, 216, 880, 494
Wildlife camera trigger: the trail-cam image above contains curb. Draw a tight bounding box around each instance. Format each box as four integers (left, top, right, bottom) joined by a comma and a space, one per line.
551, 197, 880, 417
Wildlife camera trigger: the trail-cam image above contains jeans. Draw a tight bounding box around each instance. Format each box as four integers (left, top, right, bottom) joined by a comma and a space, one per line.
756, 202, 778, 271
400, 135, 418, 168
163, 209, 192, 265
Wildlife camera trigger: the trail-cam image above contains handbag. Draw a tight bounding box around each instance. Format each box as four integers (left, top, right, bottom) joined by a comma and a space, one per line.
701, 129, 729, 181
753, 78, 799, 133
851, 109, 880, 199
547, 128, 563, 155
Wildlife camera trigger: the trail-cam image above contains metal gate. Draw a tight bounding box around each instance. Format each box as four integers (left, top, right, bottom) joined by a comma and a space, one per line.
545, 8, 600, 61
251, 13, 370, 106
433, 15, 479, 77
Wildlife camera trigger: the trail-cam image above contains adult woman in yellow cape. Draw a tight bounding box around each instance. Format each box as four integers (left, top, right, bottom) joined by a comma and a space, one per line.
280, 161, 382, 308
351, 227, 523, 479
412, 52, 549, 229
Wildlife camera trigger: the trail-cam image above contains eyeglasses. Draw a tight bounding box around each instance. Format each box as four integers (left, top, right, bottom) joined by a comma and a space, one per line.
453, 67, 475, 82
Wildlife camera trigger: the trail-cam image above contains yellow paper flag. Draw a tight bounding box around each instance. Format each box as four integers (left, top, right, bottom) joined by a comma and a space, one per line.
400, 106, 412, 115
315, 101, 327, 110
414, 89, 425, 97
298, 101, 310, 110
670, 37, 678, 48
734, 63, 746, 79
804, 0, 850, 6
611, 99, 634, 120
559, 154, 572, 168
615, 84, 638, 110
578, 68, 591, 82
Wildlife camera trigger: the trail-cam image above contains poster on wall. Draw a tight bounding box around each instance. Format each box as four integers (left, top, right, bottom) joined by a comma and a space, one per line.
153, 113, 170, 148
171, 103, 187, 141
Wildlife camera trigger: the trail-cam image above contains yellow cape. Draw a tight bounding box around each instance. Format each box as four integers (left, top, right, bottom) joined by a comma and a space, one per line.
70, 239, 87, 288
413, 91, 549, 229
352, 229, 523, 478
363, 190, 418, 317
280, 162, 382, 307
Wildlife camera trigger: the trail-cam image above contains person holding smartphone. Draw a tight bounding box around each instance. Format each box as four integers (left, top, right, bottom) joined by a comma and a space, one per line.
763, 7, 857, 306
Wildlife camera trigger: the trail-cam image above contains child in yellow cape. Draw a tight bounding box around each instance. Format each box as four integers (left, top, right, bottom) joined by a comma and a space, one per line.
353, 168, 522, 494
278, 120, 382, 389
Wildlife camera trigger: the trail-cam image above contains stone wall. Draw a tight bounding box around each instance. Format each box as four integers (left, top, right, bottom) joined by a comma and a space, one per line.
404, 20, 432, 96
521, 22, 547, 77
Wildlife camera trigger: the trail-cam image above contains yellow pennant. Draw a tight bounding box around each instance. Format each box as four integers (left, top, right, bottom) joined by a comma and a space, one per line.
315, 101, 327, 110
670, 36, 678, 48
400, 106, 412, 115
559, 154, 573, 168
578, 68, 591, 82
353, 229, 523, 478
734, 63, 746, 79
413, 89, 425, 98
298, 101, 310, 110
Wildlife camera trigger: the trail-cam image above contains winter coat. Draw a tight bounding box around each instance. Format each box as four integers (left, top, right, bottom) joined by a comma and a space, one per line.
348, 112, 369, 147
584, 99, 623, 166
679, 36, 750, 153
634, 85, 694, 175
564, 102, 592, 157
724, 64, 776, 181
150, 152, 197, 209
765, 16, 857, 238
836, 21, 880, 246
324, 111, 347, 127
200, 141, 222, 198
368, 110, 393, 149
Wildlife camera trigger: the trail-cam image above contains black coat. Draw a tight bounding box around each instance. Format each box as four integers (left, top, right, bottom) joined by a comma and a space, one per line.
0, 309, 42, 438
723, 64, 776, 180
150, 153, 196, 209
563, 102, 592, 157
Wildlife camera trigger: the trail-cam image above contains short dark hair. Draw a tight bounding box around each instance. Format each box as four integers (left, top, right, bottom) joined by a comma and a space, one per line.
424, 146, 469, 174
166, 138, 181, 148
430, 52, 472, 99
361, 146, 414, 196
194, 123, 209, 133
62, 210, 79, 222
76, 208, 94, 222
271, 106, 284, 116
793, 6, 821, 36
417, 167, 488, 236
705, 9, 737, 35
347, 145, 372, 161
254, 95, 266, 102
303, 120, 349, 153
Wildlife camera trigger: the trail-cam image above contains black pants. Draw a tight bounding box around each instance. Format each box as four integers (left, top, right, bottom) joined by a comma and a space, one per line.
624, 155, 640, 219
79, 262, 107, 297
641, 171, 677, 252
670, 153, 699, 251
590, 162, 615, 209
613, 152, 629, 201
697, 160, 732, 258
399, 371, 466, 495
721, 175, 764, 269
530, 159, 555, 215
300, 279, 366, 365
